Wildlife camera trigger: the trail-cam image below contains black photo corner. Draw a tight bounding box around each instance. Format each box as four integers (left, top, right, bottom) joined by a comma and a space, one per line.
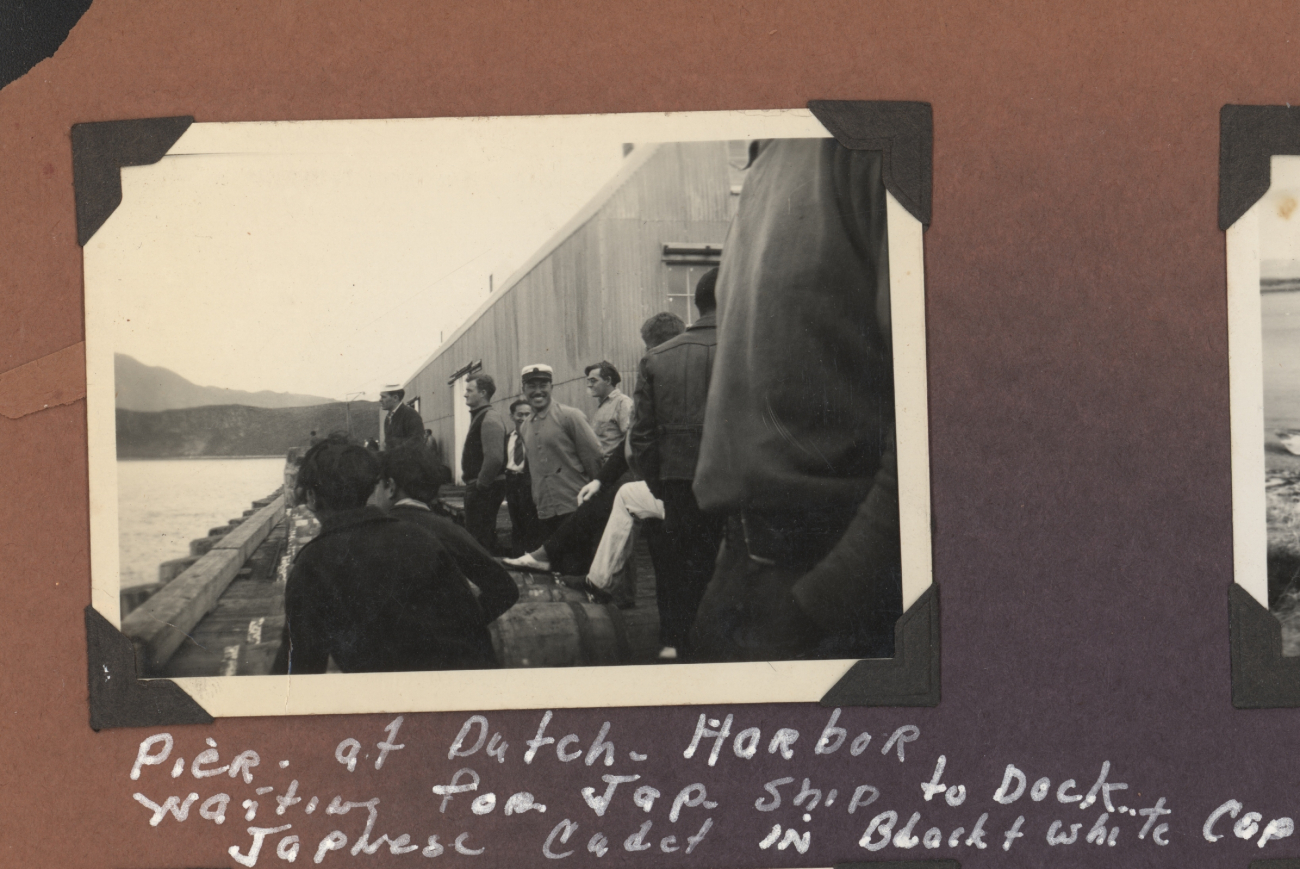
0, 0, 94, 92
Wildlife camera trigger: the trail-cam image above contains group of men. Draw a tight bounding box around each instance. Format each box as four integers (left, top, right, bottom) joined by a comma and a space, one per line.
489, 280, 721, 660
277, 135, 904, 673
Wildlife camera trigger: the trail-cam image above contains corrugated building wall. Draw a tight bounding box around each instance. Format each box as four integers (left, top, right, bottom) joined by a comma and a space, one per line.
401, 139, 745, 482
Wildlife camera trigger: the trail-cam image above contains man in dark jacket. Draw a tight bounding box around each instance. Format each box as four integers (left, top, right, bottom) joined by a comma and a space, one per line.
377, 445, 518, 624
461, 374, 508, 552
270, 440, 498, 674
630, 269, 723, 659
380, 387, 425, 449
690, 137, 902, 663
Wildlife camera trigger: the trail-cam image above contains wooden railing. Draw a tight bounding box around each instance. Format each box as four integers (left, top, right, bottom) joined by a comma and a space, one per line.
121, 494, 286, 674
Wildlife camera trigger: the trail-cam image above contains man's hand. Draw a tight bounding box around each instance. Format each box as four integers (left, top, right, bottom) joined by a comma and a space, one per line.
576, 479, 602, 505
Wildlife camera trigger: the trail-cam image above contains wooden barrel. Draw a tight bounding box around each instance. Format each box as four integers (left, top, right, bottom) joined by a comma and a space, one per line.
490, 599, 632, 667
508, 571, 590, 604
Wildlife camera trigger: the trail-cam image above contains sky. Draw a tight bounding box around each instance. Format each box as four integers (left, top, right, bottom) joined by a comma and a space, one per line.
88, 117, 624, 401
1258, 157, 1300, 425
1260, 155, 1300, 274
86, 110, 826, 402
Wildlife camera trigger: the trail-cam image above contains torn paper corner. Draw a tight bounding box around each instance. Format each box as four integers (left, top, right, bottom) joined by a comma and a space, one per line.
0, 342, 87, 420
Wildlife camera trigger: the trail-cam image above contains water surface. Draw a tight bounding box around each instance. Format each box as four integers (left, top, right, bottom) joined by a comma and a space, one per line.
117, 457, 284, 589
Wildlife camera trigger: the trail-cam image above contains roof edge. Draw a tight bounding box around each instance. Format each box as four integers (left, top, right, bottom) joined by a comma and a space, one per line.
403, 142, 665, 389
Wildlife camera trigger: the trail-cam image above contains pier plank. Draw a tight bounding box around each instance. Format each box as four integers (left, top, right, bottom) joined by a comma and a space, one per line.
213, 496, 286, 561
158, 494, 673, 676
123, 495, 286, 672
163, 522, 288, 677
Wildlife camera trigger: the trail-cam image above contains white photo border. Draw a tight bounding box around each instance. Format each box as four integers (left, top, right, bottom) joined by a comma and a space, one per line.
83, 108, 933, 718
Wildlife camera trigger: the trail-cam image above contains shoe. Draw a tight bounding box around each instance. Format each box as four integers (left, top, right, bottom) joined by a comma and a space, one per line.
581, 578, 613, 605
503, 553, 553, 573
657, 646, 678, 662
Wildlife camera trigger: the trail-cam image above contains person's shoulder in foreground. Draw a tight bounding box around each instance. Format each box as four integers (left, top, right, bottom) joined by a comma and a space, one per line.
390, 500, 519, 623
378, 442, 519, 623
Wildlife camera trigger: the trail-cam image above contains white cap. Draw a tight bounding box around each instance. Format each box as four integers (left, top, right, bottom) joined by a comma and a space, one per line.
521, 363, 553, 382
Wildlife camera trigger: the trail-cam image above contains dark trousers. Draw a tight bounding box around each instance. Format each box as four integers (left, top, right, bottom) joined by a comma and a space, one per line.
641, 517, 671, 599
654, 480, 723, 655
505, 470, 540, 555
532, 513, 571, 569
463, 479, 506, 554
533, 513, 566, 541
537, 483, 620, 576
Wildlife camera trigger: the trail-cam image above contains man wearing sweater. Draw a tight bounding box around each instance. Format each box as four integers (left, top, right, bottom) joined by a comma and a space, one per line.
461, 374, 508, 552
505, 321, 686, 603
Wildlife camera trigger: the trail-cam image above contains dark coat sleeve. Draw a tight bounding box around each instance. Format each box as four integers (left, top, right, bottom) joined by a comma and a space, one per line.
693, 140, 892, 515
425, 514, 519, 623
790, 427, 903, 639
629, 355, 660, 492
271, 552, 331, 675
392, 404, 425, 442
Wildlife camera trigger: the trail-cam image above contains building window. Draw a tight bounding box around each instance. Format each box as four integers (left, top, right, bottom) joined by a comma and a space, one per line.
662, 244, 722, 325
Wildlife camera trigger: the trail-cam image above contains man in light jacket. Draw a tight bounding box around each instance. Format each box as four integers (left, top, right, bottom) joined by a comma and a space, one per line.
509, 363, 603, 575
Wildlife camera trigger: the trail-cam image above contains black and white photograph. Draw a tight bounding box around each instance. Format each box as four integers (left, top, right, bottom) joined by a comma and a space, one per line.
84, 109, 932, 716
1231, 154, 1300, 655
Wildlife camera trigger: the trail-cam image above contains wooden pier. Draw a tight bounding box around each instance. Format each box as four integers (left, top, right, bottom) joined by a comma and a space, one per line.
159, 515, 291, 677
128, 488, 664, 677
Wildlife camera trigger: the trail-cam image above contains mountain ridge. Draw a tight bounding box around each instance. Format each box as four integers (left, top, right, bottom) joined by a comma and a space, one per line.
116, 402, 382, 458
115, 353, 338, 411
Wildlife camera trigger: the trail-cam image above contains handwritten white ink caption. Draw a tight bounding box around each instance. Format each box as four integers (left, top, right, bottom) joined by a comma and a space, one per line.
126, 708, 1274, 863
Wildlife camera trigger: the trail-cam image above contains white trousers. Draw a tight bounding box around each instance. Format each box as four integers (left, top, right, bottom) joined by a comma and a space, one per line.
587, 481, 664, 589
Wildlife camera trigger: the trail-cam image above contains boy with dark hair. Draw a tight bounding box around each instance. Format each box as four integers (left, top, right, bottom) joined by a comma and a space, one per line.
640, 312, 686, 350
376, 445, 519, 624
271, 440, 499, 674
